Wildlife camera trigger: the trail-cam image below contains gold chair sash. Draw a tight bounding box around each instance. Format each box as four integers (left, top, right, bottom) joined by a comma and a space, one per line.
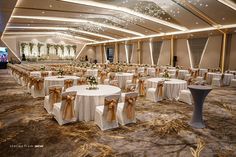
221, 74, 225, 81
49, 87, 62, 106
77, 78, 86, 85
156, 82, 164, 97
104, 99, 118, 122
34, 79, 44, 91
132, 74, 138, 84
175, 70, 179, 78
203, 72, 207, 80
125, 96, 137, 119
138, 79, 146, 96
187, 78, 193, 85
41, 72, 49, 77
64, 80, 73, 90
62, 95, 76, 121
100, 72, 107, 84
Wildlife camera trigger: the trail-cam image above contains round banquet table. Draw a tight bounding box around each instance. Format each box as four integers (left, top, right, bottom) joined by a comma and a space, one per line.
167, 69, 176, 74
206, 72, 222, 84
223, 73, 234, 86
44, 75, 79, 95
137, 67, 145, 73
199, 69, 208, 77
30, 71, 52, 77
147, 67, 155, 75
115, 72, 133, 89
177, 70, 189, 80
188, 85, 212, 129
147, 78, 187, 100
86, 69, 98, 77
66, 85, 121, 122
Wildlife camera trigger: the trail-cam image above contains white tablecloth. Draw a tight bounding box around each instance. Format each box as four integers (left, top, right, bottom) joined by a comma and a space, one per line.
137, 67, 145, 73
223, 73, 234, 86
177, 70, 189, 79
86, 69, 98, 77
30, 71, 52, 77
115, 73, 133, 89
66, 85, 121, 121
44, 75, 79, 95
147, 78, 187, 100
167, 69, 176, 74
199, 69, 208, 76
147, 67, 155, 75
206, 72, 222, 84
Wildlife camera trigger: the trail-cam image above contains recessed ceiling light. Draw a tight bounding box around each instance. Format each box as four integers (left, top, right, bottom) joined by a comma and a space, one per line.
222, 17, 225, 20
195, 22, 199, 25
42, 11, 45, 14
49, 4, 53, 8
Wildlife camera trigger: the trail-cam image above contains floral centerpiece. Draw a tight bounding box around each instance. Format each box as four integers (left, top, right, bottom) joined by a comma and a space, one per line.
57, 68, 64, 78
91, 64, 97, 69
117, 66, 123, 73
163, 70, 171, 80
86, 76, 98, 89
40, 65, 46, 71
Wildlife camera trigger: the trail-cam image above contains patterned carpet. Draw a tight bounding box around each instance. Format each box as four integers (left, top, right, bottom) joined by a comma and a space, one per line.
0, 69, 236, 157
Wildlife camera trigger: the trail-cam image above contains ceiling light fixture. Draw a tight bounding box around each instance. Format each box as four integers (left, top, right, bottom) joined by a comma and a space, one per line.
87, 23, 236, 45
6, 26, 116, 40
217, 0, 236, 11
60, 0, 188, 31
11, 15, 145, 37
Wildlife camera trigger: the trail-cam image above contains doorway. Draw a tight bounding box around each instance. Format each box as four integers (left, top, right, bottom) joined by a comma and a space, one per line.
106, 47, 114, 63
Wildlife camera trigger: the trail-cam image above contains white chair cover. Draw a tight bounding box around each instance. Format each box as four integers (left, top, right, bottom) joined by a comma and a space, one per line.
52, 91, 77, 125
117, 92, 138, 125
94, 95, 120, 131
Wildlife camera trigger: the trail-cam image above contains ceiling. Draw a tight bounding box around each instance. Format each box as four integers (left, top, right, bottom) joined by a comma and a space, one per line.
1, 0, 236, 45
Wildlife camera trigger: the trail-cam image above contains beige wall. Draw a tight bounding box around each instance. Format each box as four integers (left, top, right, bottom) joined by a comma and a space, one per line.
175, 39, 191, 68
131, 43, 138, 63
228, 33, 236, 70
119, 44, 126, 63
200, 35, 222, 69
141, 41, 152, 64
157, 40, 170, 65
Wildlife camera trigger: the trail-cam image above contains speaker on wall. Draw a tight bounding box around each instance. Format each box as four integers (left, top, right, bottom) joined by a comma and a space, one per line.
173, 56, 177, 67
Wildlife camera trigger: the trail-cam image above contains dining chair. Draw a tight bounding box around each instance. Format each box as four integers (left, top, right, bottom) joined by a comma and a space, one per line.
146, 81, 164, 102
63, 79, 74, 91
117, 92, 138, 125
94, 95, 120, 131
52, 91, 77, 125
44, 85, 63, 114
31, 77, 45, 98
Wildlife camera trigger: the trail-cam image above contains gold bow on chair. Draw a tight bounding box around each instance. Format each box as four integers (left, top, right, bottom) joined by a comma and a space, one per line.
203, 72, 207, 80
62, 95, 76, 121
64, 79, 73, 90
156, 82, 164, 97
138, 79, 146, 96
175, 70, 179, 78
132, 74, 138, 84
221, 74, 225, 81
109, 73, 115, 80
125, 96, 137, 119
77, 78, 86, 85
187, 78, 193, 85
34, 78, 44, 91
100, 72, 107, 84
49, 87, 62, 106
104, 99, 118, 122
41, 72, 49, 78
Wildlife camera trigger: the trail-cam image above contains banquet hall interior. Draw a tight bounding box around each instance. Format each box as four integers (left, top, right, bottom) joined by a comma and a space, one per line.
0, 0, 236, 156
